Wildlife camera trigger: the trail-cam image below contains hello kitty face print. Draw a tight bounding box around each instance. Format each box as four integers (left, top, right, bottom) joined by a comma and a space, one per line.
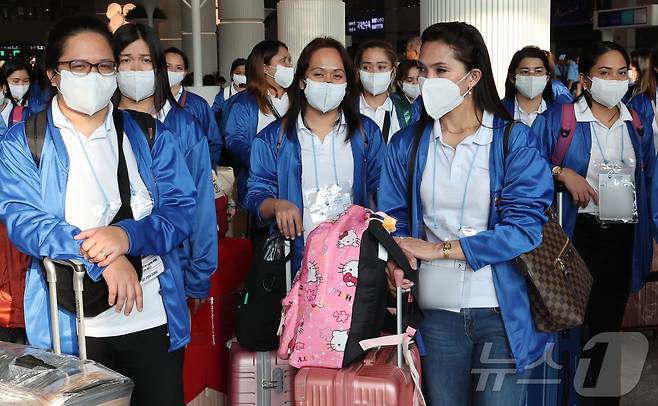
337, 229, 360, 248
329, 330, 348, 352
339, 260, 359, 287
307, 261, 321, 283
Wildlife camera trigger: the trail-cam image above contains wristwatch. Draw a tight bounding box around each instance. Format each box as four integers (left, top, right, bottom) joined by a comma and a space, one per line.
552, 165, 562, 177
442, 241, 452, 259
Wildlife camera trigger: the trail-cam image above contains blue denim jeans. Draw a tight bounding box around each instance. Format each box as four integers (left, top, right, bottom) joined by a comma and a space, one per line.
420, 308, 530, 406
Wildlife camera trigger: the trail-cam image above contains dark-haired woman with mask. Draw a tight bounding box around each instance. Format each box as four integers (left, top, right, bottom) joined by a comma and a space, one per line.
392, 59, 421, 128
113, 23, 217, 319
211, 57, 247, 114
626, 50, 657, 152
0, 59, 32, 134
532, 42, 654, 406
165, 46, 222, 167
223, 41, 293, 209
379, 22, 553, 405
502, 46, 572, 127
246, 37, 384, 276
355, 40, 409, 143
0, 16, 197, 404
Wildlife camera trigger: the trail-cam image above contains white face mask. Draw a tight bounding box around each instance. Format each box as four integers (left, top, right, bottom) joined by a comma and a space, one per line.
303, 79, 347, 114
359, 70, 392, 96
515, 75, 548, 100
402, 82, 421, 101
267, 65, 294, 88
117, 70, 156, 102
8, 83, 29, 101
58, 70, 117, 116
167, 71, 186, 87
419, 72, 471, 120
586, 76, 628, 109
233, 74, 247, 85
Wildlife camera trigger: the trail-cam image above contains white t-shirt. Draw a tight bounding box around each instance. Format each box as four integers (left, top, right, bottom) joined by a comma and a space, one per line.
359, 94, 400, 143
298, 114, 354, 238
573, 97, 636, 216
257, 92, 289, 133
514, 96, 547, 127
52, 98, 167, 337
420, 111, 498, 309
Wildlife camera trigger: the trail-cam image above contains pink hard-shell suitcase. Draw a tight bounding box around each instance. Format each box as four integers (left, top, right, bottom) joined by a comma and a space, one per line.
228, 340, 296, 405
228, 241, 296, 405
293, 288, 425, 406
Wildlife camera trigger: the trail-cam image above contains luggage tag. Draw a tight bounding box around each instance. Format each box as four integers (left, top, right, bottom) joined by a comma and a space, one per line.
303, 183, 352, 228
140, 255, 165, 283
594, 159, 637, 224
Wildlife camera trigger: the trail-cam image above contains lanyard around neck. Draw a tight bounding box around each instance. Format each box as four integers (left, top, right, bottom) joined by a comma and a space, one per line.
304, 115, 342, 191
591, 124, 625, 165
431, 136, 481, 231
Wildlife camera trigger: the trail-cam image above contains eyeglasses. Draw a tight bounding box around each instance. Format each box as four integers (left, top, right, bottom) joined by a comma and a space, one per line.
57, 60, 117, 77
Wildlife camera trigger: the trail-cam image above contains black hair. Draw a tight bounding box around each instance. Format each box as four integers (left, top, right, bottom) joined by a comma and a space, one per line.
395, 59, 421, 95
247, 40, 288, 113
230, 58, 247, 75
286, 37, 361, 141
113, 23, 178, 112
0, 59, 31, 106
42, 16, 114, 105
164, 46, 189, 70
203, 74, 217, 86
420, 22, 512, 123
576, 41, 630, 107
504, 46, 554, 102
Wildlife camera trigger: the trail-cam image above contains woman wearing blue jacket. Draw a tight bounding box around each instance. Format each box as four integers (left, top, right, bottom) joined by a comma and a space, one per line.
0, 59, 33, 135
165, 46, 222, 167
380, 22, 553, 405
531, 42, 654, 406
245, 37, 384, 275
113, 23, 218, 313
626, 50, 657, 152
224, 40, 293, 207
502, 46, 572, 127
211, 58, 247, 114
0, 17, 197, 404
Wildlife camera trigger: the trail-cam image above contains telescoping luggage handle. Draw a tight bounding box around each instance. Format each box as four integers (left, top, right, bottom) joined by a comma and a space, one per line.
42, 258, 88, 361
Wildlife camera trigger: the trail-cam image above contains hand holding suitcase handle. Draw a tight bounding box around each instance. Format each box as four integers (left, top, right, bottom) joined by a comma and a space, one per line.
43, 258, 88, 361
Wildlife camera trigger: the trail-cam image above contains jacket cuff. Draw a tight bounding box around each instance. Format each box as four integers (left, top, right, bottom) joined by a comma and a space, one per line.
114, 222, 135, 255
459, 236, 483, 271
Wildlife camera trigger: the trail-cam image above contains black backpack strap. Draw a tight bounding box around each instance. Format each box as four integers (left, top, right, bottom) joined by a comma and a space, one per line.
502, 120, 519, 164
25, 110, 48, 168
406, 120, 426, 231
382, 110, 392, 144
121, 109, 157, 149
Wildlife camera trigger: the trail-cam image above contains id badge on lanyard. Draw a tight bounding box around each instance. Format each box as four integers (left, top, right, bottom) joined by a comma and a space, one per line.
419, 260, 465, 312
591, 129, 638, 224
304, 183, 352, 226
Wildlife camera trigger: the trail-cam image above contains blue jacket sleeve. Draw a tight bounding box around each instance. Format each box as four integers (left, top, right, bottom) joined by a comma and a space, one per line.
116, 124, 197, 258
460, 124, 553, 270
0, 125, 104, 280
188, 94, 222, 168
224, 94, 257, 166
378, 128, 414, 237
363, 118, 385, 202
211, 89, 225, 114
530, 111, 558, 164
245, 125, 279, 221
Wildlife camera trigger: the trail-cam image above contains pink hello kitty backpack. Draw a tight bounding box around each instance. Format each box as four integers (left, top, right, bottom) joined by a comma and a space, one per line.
277, 205, 417, 369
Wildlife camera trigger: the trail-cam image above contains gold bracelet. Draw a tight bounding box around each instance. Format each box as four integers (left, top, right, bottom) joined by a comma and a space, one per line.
442, 240, 452, 259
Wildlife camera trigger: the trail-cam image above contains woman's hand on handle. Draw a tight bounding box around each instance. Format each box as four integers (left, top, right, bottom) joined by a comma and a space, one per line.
558, 168, 598, 209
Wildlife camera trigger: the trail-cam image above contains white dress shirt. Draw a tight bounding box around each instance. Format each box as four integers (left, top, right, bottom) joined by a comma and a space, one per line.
52, 98, 167, 337
420, 111, 498, 308
574, 97, 636, 215
1, 101, 12, 127
298, 113, 354, 238
514, 96, 547, 127
257, 92, 290, 133
359, 94, 400, 143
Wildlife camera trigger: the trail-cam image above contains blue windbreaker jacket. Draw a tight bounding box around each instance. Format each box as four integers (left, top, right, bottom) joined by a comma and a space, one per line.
179, 89, 222, 167
531, 104, 654, 292
0, 107, 197, 353
245, 115, 385, 274
379, 117, 554, 372
163, 106, 218, 299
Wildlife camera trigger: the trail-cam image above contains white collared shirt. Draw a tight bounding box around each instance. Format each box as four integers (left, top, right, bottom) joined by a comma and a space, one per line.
420, 111, 498, 309
1, 101, 11, 127
52, 97, 167, 337
359, 94, 401, 143
574, 97, 636, 215
514, 96, 547, 127
257, 92, 290, 133
298, 113, 354, 238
